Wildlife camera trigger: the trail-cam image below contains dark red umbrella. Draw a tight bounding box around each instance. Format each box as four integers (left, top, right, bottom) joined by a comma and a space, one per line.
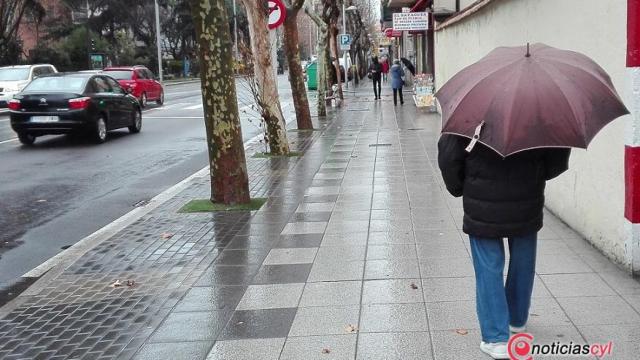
435, 43, 629, 156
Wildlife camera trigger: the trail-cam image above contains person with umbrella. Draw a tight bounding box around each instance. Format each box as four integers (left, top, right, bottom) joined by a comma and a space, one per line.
436, 43, 628, 359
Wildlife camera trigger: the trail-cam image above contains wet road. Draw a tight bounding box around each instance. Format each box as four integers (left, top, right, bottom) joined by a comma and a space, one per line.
0, 76, 293, 294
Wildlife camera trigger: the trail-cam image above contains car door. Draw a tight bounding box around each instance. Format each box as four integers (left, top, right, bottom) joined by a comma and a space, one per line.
146, 69, 161, 99
135, 69, 151, 99
93, 76, 121, 128
105, 76, 132, 128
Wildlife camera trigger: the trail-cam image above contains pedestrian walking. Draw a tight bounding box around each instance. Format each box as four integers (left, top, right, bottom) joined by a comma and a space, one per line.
438, 135, 569, 359
389, 59, 404, 106
381, 57, 390, 83
435, 43, 629, 360
368, 56, 382, 100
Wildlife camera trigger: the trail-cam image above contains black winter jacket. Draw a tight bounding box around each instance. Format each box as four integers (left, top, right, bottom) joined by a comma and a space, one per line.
437, 134, 570, 238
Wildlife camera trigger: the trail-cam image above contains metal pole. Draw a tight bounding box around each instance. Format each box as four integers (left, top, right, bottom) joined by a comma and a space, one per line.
154, 0, 163, 83
342, 2, 348, 89
86, 0, 91, 69
233, 0, 239, 61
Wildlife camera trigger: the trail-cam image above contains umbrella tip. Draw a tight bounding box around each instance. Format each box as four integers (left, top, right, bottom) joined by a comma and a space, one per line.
525, 43, 531, 57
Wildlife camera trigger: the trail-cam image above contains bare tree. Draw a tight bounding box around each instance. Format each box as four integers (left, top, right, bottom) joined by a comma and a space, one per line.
238, 0, 290, 155
282, 0, 313, 129
189, 0, 250, 204
304, 5, 328, 117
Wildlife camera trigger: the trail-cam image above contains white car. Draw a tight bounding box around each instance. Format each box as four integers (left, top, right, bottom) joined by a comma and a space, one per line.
0, 64, 58, 108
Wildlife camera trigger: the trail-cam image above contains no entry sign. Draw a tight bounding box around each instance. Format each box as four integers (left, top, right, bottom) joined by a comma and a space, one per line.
268, 0, 286, 30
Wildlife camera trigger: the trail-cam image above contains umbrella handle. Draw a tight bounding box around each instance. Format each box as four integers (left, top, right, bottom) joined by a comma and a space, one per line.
465, 122, 485, 153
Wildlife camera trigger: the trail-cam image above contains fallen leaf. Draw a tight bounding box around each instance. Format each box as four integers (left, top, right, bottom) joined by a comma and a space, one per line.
321, 348, 331, 354
36, 199, 47, 203
161, 232, 174, 239
126, 280, 136, 287
237, 321, 245, 325
111, 279, 123, 287
345, 324, 358, 333
410, 282, 418, 290
455, 329, 468, 335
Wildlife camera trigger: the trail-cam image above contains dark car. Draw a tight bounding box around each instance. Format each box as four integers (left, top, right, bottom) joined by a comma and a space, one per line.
9, 73, 142, 145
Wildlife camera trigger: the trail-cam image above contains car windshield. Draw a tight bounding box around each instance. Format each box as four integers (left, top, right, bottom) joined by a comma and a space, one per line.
23, 77, 86, 93
0, 68, 29, 81
103, 70, 133, 80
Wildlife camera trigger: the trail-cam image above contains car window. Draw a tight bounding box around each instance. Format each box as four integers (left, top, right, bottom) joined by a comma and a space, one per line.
32, 67, 44, 78
93, 77, 111, 93
85, 79, 98, 94
0, 68, 29, 81
145, 69, 155, 80
136, 70, 147, 79
105, 77, 125, 94
102, 70, 133, 80
23, 76, 87, 93
40, 66, 54, 75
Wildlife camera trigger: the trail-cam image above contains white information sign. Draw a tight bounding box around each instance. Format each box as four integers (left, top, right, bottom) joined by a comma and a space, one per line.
392, 12, 429, 31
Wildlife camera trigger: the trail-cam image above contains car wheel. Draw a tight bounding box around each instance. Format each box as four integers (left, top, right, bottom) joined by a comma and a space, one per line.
18, 132, 35, 146
93, 115, 107, 143
128, 110, 142, 133
156, 90, 164, 105
139, 92, 148, 108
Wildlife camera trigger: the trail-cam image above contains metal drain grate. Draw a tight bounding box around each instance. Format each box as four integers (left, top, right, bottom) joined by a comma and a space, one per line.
368, 143, 393, 147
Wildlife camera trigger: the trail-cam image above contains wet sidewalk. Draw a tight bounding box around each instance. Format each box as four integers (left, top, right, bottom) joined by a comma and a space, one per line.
1, 86, 640, 359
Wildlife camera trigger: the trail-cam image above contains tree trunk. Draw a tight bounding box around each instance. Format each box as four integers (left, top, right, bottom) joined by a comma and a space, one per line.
189, 0, 250, 204
329, 24, 343, 100
305, 6, 327, 117
283, 10, 313, 129
240, 0, 290, 155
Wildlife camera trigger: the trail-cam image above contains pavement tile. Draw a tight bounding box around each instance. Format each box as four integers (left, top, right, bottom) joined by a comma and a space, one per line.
368, 231, 415, 245
133, 341, 213, 360
206, 338, 285, 360
289, 306, 360, 336
361, 279, 424, 304
416, 241, 468, 259
299, 281, 362, 307
321, 233, 368, 247
325, 220, 370, 234
366, 244, 418, 260
174, 286, 246, 312
214, 249, 270, 266
236, 284, 304, 310
149, 311, 229, 342
422, 277, 475, 302
274, 234, 324, 248
535, 254, 593, 274
251, 264, 312, 285
307, 260, 365, 282
420, 257, 474, 278
314, 245, 366, 263
281, 222, 328, 235
280, 335, 357, 360
196, 265, 260, 286
430, 329, 485, 360
295, 203, 336, 213
364, 259, 421, 279
599, 270, 640, 295
359, 303, 428, 333
225, 236, 279, 249
262, 248, 318, 265
356, 332, 433, 360
219, 308, 297, 340
425, 301, 478, 331
540, 273, 616, 297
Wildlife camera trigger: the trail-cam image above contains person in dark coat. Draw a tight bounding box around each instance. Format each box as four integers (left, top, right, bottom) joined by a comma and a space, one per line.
389, 59, 405, 106
437, 134, 570, 359
368, 56, 382, 100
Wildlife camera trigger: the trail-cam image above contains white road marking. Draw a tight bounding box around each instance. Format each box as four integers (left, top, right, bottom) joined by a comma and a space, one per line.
0, 138, 18, 145
184, 104, 203, 110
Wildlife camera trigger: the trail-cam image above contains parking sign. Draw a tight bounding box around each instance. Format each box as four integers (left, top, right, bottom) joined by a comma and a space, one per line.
339, 34, 351, 51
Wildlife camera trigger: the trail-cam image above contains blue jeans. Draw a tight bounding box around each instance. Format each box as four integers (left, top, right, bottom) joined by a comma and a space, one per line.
469, 233, 537, 343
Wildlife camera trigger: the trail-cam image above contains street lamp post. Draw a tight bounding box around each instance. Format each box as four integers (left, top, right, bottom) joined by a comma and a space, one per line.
154, 0, 163, 83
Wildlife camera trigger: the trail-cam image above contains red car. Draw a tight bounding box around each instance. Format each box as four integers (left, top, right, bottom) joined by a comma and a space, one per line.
102, 66, 164, 108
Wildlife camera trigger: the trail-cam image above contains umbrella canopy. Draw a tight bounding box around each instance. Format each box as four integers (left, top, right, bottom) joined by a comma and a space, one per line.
435, 43, 629, 156
400, 57, 416, 75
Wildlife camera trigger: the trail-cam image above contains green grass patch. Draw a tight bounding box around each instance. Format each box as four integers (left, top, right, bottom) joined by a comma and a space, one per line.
252, 151, 303, 158
179, 198, 267, 213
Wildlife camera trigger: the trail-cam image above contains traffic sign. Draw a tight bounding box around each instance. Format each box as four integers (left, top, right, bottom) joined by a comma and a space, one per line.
339, 34, 352, 51
268, 0, 286, 30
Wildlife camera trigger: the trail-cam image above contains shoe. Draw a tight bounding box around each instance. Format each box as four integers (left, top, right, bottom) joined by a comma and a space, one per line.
480, 342, 509, 359
509, 324, 526, 333
401, 102, 404, 105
